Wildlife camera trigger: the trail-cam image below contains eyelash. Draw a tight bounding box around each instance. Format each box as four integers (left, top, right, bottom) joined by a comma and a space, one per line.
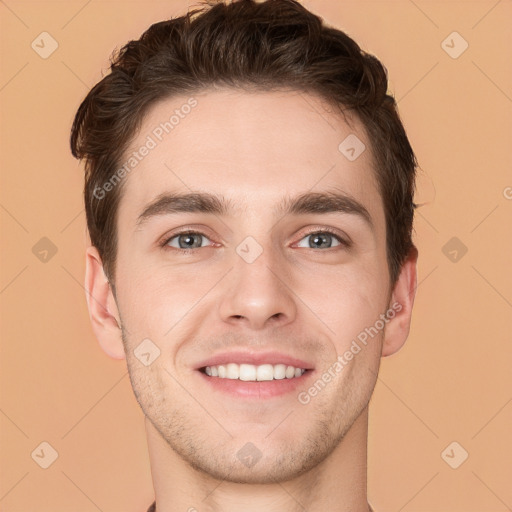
160, 227, 351, 254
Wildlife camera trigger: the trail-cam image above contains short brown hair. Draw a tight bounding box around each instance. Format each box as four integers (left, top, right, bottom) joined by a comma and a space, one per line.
70, 0, 417, 287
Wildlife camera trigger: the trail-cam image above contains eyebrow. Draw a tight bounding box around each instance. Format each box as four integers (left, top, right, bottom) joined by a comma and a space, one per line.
135, 190, 373, 231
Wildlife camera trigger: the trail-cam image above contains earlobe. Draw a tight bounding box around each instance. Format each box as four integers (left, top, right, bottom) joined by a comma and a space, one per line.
84, 246, 126, 360
381, 245, 419, 357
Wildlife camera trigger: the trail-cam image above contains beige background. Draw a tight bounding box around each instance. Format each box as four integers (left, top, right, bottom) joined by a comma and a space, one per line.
1, 1, 511, 511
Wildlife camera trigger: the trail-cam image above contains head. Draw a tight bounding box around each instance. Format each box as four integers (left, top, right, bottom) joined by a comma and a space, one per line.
72, 0, 418, 485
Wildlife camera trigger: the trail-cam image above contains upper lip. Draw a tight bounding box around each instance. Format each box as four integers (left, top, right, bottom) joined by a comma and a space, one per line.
194, 351, 315, 370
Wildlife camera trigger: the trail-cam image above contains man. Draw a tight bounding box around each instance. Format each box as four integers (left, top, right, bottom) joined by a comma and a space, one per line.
70, 0, 418, 510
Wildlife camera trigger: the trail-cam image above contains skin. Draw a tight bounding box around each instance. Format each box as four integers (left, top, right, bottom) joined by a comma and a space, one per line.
85, 88, 418, 512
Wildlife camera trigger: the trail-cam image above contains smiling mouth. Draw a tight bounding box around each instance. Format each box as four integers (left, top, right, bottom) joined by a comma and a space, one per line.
199, 363, 308, 381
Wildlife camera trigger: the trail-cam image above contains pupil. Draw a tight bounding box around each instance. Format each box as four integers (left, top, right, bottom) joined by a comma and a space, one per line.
311, 233, 329, 248
181, 234, 198, 248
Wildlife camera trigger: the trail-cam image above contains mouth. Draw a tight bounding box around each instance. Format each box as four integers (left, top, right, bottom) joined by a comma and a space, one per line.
200, 363, 307, 381
194, 352, 314, 399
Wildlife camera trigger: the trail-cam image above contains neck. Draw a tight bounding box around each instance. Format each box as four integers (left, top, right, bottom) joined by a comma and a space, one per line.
146, 407, 372, 512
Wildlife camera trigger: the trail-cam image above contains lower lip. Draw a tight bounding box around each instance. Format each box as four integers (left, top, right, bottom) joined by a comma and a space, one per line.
197, 370, 314, 399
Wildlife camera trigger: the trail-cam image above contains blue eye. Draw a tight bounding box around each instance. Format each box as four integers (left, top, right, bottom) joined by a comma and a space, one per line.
161, 228, 350, 254
296, 230, 348, 249
163, 232, 212, 251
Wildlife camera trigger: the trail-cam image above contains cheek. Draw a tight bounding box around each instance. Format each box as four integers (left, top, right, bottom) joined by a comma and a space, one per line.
116, 262, 217, 341
316, 295, 386, 364
295, 270, 388, 379
295, 260, 389, 336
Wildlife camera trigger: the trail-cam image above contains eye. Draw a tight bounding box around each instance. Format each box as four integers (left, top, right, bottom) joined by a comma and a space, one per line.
295, 229, 349, 249
162, 231, 213, 252
160, 228, 350, 253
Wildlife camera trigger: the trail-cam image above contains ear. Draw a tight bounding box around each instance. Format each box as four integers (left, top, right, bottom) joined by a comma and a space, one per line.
84, 245, 125, 360
381, 245, 418, 357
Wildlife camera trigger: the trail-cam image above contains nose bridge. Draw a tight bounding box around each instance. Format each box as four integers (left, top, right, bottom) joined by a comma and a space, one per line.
217, 234, 297, 330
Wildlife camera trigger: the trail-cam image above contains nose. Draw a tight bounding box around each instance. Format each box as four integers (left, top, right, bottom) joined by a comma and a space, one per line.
217, 245, 297, 331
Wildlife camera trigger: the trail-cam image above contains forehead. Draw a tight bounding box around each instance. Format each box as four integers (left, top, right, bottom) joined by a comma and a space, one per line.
116, 88, 383, 227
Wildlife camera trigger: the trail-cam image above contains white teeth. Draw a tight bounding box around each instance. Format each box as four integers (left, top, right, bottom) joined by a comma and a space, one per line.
273, 364, 286, 380
239, 363, 256, 381
203, 363, 306, 381
256, 364, 274, 381
226, 363, 239, 379
285, 365, 296, 379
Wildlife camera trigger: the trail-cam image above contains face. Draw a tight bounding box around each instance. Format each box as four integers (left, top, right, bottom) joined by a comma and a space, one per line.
89, 88, 415, 484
